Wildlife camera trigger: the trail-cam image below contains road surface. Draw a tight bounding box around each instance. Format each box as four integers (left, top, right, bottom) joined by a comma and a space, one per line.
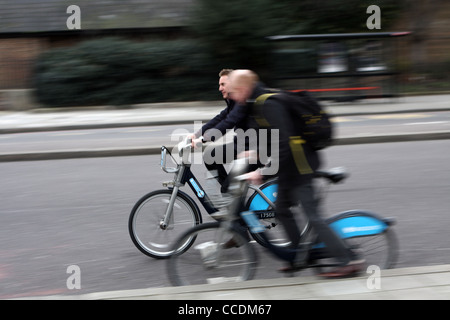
1, 139, 449, 298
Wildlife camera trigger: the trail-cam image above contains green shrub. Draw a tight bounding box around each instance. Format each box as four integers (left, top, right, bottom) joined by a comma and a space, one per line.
33, 38, 220, 107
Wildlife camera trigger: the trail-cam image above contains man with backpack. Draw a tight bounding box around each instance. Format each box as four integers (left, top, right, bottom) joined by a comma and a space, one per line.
228, 69, 365, 278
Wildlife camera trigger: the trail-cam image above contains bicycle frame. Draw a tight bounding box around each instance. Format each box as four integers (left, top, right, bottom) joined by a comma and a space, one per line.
241, 207, 395, 263
159, 145, 216, 229
160, 144, 278, 228
228, 159, 397, 268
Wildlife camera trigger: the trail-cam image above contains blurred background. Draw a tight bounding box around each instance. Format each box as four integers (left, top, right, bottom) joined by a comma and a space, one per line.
0, 0, 448, 109
1, 0, 450, 299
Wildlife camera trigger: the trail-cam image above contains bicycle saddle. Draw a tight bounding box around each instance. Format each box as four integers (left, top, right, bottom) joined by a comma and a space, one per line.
315, 167, 348, 184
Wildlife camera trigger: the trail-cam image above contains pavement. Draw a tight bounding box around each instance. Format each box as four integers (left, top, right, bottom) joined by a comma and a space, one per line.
4, 93, 450, 300
19, 264, 450, 300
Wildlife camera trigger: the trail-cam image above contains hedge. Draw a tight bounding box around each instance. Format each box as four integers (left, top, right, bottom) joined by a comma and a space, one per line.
33, 38, 220, 107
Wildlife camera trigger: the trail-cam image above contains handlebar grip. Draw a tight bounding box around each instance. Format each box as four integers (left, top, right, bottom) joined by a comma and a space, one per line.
194, 139, 203, 148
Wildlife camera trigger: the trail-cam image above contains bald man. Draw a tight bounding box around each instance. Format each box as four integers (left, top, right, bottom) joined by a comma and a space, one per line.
227, 69, 260, 105
229, 69, 365, 278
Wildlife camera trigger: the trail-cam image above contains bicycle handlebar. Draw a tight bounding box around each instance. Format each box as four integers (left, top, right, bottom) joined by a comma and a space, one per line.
160, 138, 194, 173
160, 146, 178, 173
162, 137, 348, 186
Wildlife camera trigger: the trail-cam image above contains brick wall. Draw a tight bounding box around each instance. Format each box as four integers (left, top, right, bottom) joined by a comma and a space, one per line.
0, 38, 47, 89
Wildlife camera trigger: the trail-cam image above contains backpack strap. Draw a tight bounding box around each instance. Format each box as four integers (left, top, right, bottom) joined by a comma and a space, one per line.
289, 136, 313, 174
254, 93, 278, 127
255, 93, 277, 105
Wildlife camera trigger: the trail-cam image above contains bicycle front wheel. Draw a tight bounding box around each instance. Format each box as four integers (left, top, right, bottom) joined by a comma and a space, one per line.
167, 222, 257, 286
344, 227, 398, 269
331, 211, 399, 270
311, 211, 399, 274
128, 189, 201, 259
246, 179, 310, 248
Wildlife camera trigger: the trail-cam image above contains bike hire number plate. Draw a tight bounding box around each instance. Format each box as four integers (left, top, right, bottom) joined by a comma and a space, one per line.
241, 211, 266, 233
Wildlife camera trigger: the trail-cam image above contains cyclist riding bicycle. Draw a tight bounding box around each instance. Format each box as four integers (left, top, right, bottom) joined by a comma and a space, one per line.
228, 69, 365, 278
187, 69, 262, 193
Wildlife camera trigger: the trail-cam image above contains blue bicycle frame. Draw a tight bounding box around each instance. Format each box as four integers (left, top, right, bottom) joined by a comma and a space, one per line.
241, 208, 395, 263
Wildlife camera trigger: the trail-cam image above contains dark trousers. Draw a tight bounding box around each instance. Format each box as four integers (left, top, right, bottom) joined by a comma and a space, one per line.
276, 182, 355, 265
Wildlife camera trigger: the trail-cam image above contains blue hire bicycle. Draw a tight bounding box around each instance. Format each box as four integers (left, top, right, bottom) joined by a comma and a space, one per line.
167, 156, 398, 286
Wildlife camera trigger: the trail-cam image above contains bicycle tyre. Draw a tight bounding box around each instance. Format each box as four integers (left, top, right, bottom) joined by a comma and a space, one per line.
345, 227, 398, 270
128, 189, 201, 259
167, 222, 258, 286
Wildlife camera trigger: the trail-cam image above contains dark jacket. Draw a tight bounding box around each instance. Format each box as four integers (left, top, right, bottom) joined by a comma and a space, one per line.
250, 88, 321, 187
195, 99, 258, 142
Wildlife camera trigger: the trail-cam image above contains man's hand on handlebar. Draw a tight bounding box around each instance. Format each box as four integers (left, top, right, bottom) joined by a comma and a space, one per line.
244, 170, 264, 186
236, 150, 264, 185
191, 138, 203, 149
186, 134, 203, 148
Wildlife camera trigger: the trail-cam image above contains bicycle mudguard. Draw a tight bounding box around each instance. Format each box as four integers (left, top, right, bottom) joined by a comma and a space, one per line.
246, 181, 278, 211
327, 210, 393, 239
311, 210, 393, 250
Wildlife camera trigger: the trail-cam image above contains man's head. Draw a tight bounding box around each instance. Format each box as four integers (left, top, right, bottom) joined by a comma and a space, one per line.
218, 69, 233, 99
228, 69, 259, 104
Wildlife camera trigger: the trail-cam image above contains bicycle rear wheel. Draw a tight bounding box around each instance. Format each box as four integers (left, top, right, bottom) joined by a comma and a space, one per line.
167, 222, 257, 286
128, 189, 201, 259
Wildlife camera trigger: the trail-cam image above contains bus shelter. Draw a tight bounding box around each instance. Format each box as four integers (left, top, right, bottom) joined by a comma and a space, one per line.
267, 32, 411, 101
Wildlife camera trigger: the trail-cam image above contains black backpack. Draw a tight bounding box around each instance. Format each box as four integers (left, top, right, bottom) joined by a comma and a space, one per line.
255, 90, 333, 150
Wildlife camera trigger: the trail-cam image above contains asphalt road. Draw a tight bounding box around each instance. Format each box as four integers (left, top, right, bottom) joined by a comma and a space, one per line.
1, 139, 449, 298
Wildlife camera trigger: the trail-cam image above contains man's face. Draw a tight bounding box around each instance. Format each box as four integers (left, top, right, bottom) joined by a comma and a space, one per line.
219, 75, 229, 99
228, 85, 249, 105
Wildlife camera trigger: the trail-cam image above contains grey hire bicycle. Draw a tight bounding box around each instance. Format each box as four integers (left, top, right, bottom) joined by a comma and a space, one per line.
128, 138, 292, 259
